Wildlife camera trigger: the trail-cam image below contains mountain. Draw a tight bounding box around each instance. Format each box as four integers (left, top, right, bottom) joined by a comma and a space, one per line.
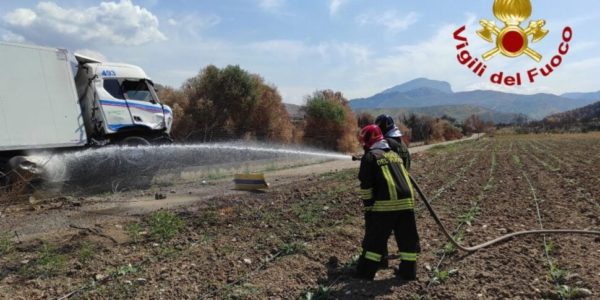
544, 101, 600, 123
561, 91, 600, 101
350, 79, 599, 120
380, 78, 452, 94
524, 101, 600, 133
355, 104, 524, 124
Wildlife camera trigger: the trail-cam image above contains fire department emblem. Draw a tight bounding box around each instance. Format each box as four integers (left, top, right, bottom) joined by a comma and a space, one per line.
477, 0, 548, 62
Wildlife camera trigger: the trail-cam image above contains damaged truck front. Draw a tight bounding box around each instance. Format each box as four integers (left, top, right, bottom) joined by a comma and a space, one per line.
0, 42, 173, 193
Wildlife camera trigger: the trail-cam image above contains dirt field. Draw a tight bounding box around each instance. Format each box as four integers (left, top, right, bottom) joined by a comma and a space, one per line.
0, 133, 598, 299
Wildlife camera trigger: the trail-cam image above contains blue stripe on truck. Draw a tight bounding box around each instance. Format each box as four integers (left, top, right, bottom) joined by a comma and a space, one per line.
99, 99, 172, 114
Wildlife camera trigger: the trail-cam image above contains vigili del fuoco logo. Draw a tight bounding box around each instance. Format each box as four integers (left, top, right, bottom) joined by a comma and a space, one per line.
453, 0, 572, 86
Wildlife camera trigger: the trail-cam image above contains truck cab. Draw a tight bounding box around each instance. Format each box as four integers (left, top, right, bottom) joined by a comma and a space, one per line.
0, 43, 174, 193
75, 57, 173, 145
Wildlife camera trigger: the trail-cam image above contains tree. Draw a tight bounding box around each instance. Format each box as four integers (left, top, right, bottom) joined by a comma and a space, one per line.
158, 65, 293, 143
157, 86, 190, 141
403, 113, 433, 143
303, 90, 358, 152
463, 114, 485, 135
181, 65, 258, 141
442, 122, 464, 141
441, 114, 457, 125
247, 75, 293, 143
357, 112, 374, 128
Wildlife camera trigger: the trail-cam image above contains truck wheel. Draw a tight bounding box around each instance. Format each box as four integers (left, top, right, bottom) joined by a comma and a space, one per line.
119, 136, 151, 147
0, 170, 9, 191
116, 137, 152, 171
151, 135, 174, 145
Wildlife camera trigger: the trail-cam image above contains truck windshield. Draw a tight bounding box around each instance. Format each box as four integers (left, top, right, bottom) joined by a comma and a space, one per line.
103, 79, 158, 103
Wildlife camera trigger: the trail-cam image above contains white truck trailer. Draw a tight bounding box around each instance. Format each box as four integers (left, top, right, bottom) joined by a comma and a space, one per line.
0, 42, 173, 187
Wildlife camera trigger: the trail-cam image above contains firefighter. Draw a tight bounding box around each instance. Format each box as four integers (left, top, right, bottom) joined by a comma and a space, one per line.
375, 115, 420, 267
355, 125, 419, 281
375, 115, 411, 170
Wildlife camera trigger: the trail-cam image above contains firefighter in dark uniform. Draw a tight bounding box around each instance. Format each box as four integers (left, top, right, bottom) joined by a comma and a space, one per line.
375, 114, 411, 170
374, 115, 420, 267
356, 125, 419, 281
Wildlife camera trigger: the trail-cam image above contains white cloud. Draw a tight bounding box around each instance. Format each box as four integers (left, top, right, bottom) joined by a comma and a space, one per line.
258, 0, 285, 12
347, 18, 486, 98
4, 8, 37, 27
248, 40, 316, 60
2, 0, 166, 48
357, 10, 419, 33
247, 39, 371, 65
329, 0, 348, 16
1, 31, 25, 43
245, 39, 372, 103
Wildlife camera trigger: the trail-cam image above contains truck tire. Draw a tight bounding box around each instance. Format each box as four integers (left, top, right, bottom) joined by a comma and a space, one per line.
0, 170, 8, 192
151, 135, 173, 145
119, 136, 151, 147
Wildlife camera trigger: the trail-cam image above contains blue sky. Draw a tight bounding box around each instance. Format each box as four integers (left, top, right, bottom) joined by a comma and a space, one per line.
1, 0, 599, 104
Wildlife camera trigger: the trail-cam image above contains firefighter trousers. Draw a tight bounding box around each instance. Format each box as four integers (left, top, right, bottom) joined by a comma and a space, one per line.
357, 210, 419, 280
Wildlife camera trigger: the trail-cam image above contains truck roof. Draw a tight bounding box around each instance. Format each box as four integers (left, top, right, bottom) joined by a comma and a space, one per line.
90, 62, 152, 81
0, 41, 68, 53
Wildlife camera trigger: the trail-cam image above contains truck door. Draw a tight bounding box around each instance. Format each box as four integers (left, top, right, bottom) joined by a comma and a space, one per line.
100, 78, 166, 132
120, 79, 166, 130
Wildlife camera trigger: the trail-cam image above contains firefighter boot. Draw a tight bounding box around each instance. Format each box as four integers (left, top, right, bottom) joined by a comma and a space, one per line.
379, 256, 389, 269
396, 260, 417, 281
354, 256, 379, 280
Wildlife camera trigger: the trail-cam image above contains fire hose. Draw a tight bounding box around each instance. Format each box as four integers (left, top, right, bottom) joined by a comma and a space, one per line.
351, 155, 600, 252
409, 175, 600, 252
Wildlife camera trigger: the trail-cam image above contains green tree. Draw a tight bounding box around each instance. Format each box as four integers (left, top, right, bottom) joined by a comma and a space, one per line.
159, 65, 292, 143
303, 90, 358, 152
157, 86, 190, 141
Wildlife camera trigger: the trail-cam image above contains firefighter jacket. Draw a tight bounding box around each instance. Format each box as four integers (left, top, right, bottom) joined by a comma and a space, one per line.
386, 137, 411, 170
358, 142, 415, 212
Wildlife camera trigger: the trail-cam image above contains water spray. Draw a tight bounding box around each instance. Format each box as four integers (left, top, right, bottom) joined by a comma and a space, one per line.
18, 143, 350, 193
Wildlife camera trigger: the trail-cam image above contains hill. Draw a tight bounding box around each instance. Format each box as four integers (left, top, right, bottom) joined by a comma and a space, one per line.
354, 104, 524, 124
350, 79, 598, 120
380, 78, 452, 94
521, 101, 600, 133
561, 91, 600, 101
544, 101, 600, 123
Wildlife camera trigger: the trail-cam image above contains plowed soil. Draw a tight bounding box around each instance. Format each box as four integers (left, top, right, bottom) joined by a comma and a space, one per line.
0, 133, 598, 299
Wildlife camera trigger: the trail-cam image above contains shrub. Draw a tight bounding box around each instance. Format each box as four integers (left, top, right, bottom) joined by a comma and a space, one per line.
159, 65, 293, 143
303, 90, 358, 152
149, 211, 184, 243
20, 243, 67, 278
0, 232, 14, 255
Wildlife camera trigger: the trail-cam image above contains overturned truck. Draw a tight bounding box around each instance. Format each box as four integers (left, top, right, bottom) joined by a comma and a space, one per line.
0, 42, 173, 194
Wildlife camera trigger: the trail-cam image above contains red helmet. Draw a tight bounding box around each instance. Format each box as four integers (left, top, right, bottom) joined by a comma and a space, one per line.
359, 125, 384, 149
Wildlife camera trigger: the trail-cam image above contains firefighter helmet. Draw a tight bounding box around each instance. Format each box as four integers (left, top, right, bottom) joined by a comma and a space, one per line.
359, 125, 384, 149
375, 114, 402, 138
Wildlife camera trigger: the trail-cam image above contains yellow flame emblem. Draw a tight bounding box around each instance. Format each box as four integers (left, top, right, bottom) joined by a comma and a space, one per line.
477, 0, 548, 62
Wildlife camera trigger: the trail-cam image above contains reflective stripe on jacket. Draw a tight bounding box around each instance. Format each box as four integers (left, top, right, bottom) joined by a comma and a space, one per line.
358, 148, 415, 211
